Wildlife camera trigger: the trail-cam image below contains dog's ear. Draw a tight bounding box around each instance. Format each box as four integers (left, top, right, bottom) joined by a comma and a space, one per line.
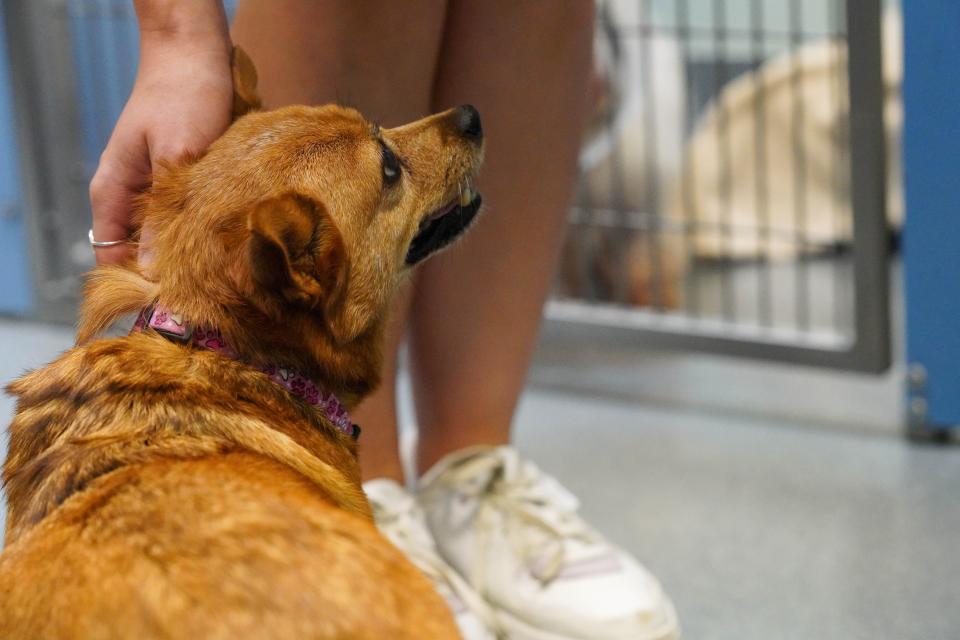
248, 193, 349, 324
231, 46, 262, 119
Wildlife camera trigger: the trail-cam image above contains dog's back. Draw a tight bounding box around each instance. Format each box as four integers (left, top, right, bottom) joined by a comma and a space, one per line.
0, 335, 459, 639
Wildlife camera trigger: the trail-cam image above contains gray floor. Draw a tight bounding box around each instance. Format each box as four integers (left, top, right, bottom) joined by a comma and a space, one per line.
515, 392, 959, 640
1, 318, 958, 640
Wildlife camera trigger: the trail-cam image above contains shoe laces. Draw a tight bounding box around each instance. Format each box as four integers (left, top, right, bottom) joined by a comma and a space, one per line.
370, 488, 501, 633
439, 449, 600, 586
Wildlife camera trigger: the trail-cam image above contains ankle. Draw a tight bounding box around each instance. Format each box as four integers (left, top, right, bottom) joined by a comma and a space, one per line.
416, 436, 510, 479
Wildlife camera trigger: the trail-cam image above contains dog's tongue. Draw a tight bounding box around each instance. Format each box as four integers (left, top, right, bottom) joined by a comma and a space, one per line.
428, 201, 457, 222
418, 203, 454, 231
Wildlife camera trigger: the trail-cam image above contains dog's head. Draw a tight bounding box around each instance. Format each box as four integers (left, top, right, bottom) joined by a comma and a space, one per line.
81, 48, 484, 400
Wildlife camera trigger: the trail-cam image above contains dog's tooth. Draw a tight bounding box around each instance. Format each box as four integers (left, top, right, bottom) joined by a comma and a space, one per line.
459, 185, 472, 207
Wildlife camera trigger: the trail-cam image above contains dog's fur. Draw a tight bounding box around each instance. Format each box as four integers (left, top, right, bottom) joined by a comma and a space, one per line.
0, 48, 482, 639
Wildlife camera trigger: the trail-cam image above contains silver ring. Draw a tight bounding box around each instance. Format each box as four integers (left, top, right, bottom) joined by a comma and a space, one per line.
88, 228, 129, 248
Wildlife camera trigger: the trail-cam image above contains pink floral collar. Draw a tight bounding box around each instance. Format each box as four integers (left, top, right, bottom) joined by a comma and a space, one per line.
132, 305, 359, 440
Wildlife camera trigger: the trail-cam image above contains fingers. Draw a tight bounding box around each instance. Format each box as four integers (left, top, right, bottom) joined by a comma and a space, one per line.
89, 151, 148, 267
88, 47, 234, 268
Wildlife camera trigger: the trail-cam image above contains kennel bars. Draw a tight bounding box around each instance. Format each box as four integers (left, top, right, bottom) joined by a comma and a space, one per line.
551, 0, 890, 372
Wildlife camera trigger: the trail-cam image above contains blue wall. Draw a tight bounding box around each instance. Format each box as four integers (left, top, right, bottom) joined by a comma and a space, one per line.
902, 2, 960, 429
0, 4, 33, 315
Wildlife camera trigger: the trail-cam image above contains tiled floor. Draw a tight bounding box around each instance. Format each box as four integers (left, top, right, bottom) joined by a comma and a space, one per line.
1, 318, 958, 639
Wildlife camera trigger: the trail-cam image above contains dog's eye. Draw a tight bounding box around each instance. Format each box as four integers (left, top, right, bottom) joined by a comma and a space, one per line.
381, 142, 401, 187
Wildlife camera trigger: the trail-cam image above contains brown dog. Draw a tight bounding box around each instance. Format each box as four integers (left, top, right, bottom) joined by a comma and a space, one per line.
0, 49, 483, 639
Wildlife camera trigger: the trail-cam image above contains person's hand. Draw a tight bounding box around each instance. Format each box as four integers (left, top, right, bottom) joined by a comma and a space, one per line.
90, 36, 233, 266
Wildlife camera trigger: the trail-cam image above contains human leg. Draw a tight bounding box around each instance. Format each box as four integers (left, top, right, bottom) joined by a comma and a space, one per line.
411, 1, 595, 474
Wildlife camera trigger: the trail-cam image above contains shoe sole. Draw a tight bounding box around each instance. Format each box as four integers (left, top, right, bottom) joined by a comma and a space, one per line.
493, 603, 681, 640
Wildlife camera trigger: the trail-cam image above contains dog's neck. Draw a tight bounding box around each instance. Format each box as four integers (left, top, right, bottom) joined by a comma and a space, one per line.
78, 265, 386, 410
210, 300, 385, 409
131, 304, 361, 440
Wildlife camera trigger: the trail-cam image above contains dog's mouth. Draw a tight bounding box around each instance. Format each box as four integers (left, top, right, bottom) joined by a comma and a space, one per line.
405, 183, 482, 265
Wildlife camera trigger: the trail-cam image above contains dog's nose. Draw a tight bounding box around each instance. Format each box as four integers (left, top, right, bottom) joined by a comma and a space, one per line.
454, 104, 483, 142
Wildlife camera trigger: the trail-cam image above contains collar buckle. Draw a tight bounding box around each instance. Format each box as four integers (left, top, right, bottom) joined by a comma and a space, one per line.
147, 306, 194, 343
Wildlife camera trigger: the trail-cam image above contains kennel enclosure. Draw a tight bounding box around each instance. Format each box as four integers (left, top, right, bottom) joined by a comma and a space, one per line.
2, 0, 929, 422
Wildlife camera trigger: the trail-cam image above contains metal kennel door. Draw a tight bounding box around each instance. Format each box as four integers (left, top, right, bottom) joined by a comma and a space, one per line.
550, 0, 890, 373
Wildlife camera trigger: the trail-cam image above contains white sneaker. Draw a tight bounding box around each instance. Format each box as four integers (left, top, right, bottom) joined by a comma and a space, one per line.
364, 478, 501, 640
417, 446, 680, 640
